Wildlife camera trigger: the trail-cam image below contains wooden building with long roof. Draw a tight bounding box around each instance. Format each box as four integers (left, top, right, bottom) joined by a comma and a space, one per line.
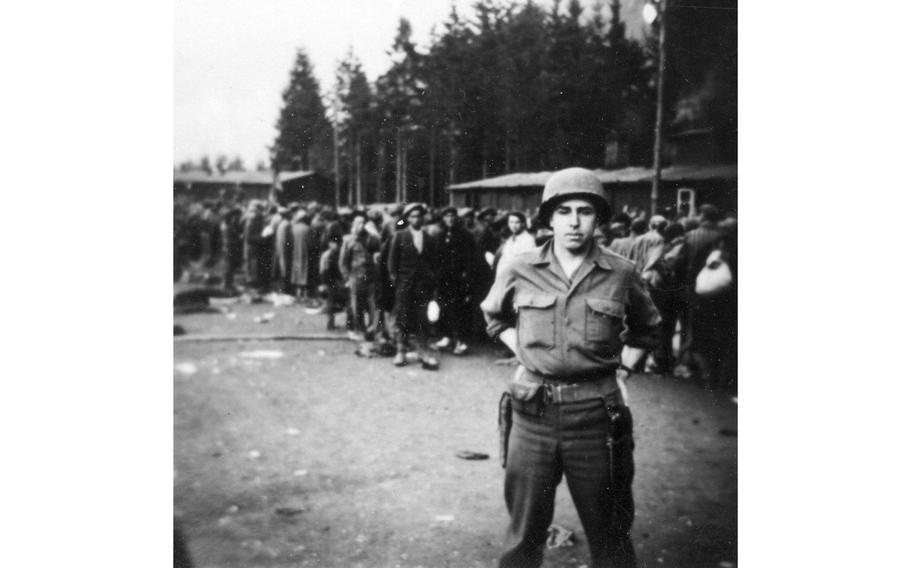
445, 163, 737, 218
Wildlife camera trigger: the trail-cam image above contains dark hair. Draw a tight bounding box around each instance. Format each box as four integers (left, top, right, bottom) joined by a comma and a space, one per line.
663, 221, 685, 241
507, 211, 527, 227
630, 219, 648, 236
610, 212, 632, 227
698, 204, 720, 223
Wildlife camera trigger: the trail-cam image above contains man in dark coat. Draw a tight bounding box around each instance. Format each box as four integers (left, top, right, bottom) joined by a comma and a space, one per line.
242, 201, 270, 292
432, 206, 480, 355
388, 203, 440, 369
220, 206, 244, 293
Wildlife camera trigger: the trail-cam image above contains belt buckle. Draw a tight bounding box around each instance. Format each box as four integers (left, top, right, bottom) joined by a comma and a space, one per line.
545, 384, 565, 405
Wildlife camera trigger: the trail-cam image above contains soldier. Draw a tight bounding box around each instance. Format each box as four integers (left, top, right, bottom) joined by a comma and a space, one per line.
482, 167, 660, 568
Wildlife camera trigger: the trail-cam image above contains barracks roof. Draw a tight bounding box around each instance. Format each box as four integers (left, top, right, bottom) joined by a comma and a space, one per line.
446, 164, 737, 191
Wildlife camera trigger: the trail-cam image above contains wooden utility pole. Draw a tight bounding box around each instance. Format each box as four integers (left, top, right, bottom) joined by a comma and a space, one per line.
650, 3, 667, 217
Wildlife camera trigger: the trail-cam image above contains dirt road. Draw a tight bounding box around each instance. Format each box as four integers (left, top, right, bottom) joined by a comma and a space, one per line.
174, 303, 736, 567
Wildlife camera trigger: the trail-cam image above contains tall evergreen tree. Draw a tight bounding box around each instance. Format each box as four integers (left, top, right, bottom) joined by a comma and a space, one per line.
271, 49, 333, 173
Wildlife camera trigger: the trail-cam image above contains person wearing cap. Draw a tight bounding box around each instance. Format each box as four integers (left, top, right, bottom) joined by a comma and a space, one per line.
388, 202, 440, 369
482, 167, 660, 568
608, 218, 647, 260
432, 206, 479, 356
471, 207, 502, 256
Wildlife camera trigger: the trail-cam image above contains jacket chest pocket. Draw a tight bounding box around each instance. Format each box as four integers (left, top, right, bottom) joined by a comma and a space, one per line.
515, 293, 557, 349
584, 298, 625, 346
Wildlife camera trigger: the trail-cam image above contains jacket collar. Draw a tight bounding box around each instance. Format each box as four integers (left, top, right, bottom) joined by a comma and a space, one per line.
531, 239, 614, 271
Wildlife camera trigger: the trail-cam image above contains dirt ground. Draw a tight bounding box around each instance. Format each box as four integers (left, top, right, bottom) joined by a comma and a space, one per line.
174, 300, 736, 568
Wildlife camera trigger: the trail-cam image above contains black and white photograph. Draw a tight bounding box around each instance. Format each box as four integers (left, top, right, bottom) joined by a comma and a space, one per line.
173, 1, 737, 566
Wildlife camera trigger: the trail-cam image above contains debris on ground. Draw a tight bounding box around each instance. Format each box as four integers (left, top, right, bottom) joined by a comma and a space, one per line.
455, 450, 489, 460
240, 293, 264, 304
253, 312, 276, 323
226, 505, 239, 514
293, 470, 308, 476
433, 515, 455, 522
240, 350, 284, 359
275, 507, 304, 517
248, 450, 261, 460
285, 427, 301, 436
546, 524, 575, 549
266, 292, 297, 307
175, 362, 197, 375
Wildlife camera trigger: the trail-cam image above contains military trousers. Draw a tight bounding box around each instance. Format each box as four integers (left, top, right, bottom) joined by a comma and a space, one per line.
500, 392, 637, 568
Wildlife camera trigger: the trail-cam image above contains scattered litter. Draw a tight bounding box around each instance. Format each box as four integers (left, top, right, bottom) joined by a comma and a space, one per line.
293, 469, 308, 476
240, 350, 284, 359
455, 450, 490, 461
285, 427, 301, 436
217, 516, 231, 526
317, 350, 326, 357
226, 313, 237, 320
253, 312, 276, 323
434, 515, 455, 522
226, 505, 239, 514
355, 534, 368, 544
275, 507, 304, 517
248, 450, 261, 460
266, 292, 297, 307
719, 429, 737, 437
546, 524, 575, 549
174, 362, 197, 375
212, 368, 221, 375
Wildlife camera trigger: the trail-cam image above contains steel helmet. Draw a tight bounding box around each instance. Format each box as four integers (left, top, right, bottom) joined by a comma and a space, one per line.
538, 167, 610, 227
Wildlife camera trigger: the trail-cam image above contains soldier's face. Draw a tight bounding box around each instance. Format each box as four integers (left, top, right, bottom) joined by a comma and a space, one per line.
551, 199, 597, 253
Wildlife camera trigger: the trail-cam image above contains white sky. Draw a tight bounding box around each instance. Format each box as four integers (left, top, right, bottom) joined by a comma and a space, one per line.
174, 0, 646, 169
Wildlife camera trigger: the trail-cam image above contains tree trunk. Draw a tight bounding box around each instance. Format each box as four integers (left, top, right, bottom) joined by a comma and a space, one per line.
395, 130, 402, 203
429, 129, 436, 207
355, 135, 363, 207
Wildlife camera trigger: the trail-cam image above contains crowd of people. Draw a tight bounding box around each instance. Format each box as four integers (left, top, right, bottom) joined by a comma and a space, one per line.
173, 194, 736, 390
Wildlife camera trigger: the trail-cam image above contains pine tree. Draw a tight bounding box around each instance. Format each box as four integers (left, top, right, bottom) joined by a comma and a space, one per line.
271, 49, 333, 173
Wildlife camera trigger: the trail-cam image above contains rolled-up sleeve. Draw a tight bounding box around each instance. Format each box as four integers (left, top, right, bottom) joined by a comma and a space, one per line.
481, 257, 518, 339
620, 270, 662, 349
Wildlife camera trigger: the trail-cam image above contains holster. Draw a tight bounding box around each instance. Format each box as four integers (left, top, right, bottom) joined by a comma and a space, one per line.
498, 391, 512, 469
